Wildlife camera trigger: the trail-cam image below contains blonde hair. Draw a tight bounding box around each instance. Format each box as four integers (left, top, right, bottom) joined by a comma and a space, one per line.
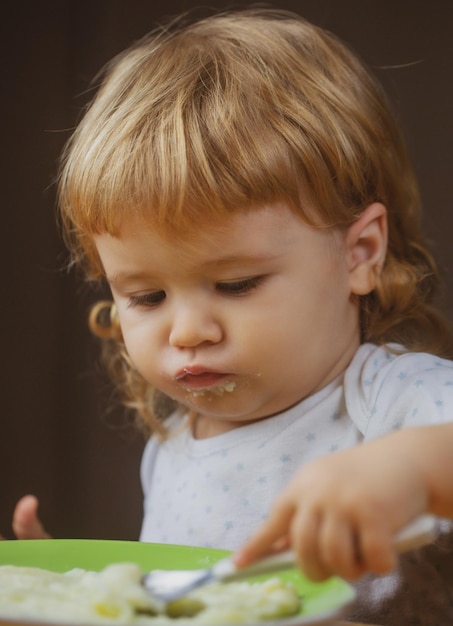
58, 8, 453, 434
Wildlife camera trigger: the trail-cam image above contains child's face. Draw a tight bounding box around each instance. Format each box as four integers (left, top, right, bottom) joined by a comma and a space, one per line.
95, 204, 361, 438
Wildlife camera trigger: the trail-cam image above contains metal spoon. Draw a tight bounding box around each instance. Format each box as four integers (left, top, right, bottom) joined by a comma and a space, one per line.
142, 513, 439, 602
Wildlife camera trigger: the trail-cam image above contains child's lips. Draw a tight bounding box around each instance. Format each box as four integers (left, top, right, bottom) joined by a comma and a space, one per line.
175, 367, 230, 389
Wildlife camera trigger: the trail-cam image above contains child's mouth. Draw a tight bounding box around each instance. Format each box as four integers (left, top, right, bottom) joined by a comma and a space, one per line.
179, 371, 229, 389
175, 367, 236, 393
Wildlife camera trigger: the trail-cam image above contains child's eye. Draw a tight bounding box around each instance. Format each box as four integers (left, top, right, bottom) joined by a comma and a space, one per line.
128, 290, 166, 308
216, 276, 265, 295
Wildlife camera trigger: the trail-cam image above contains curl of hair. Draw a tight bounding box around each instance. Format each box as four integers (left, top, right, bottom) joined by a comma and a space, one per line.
363, 244, 452, 357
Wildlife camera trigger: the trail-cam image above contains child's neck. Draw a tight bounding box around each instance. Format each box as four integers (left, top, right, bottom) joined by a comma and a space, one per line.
191, 412, 266, 439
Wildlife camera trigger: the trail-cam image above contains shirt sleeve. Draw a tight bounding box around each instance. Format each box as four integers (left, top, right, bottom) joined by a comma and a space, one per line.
345, 344, 453, 440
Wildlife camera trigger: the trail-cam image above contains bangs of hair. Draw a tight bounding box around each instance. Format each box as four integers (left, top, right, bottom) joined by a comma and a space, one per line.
58, 9, 418, 277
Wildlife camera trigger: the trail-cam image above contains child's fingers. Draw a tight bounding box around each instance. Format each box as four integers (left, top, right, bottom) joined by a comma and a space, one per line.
358, 522, 396, 575
290, 508, 327, 580
318, 515, 367, 580
292, 511, 365, 581
12, 495, 51, 540
234, 499, 295, 567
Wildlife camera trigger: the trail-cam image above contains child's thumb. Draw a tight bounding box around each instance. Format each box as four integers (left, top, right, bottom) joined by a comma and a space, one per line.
12, 494, 51, 540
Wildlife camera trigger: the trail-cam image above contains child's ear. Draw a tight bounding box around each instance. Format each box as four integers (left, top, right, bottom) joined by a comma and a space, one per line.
346, 202, 388, 295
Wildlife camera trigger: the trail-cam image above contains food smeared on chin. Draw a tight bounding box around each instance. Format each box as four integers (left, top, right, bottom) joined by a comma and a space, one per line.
0, 563, 301, 624
187, 381, 237, 398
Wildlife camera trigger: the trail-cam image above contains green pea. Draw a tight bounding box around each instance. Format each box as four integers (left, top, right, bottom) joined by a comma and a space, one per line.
165, 597, 206, 618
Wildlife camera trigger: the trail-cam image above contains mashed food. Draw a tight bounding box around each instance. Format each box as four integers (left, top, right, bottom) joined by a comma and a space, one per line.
0, 563, 301, 624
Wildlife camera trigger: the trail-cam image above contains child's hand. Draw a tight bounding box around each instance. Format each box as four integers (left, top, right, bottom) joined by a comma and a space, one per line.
235, 429, 432, 581
0, 495, 51, 540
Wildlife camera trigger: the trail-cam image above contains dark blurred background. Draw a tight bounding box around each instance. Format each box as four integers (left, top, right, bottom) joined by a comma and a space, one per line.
1, 0, 452, 541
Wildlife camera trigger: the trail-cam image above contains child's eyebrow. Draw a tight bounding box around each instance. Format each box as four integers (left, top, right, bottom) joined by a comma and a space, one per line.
106, 255, 280, 285
105, 253, 283, 285
106, 271, 155, 285
200, 251, 282, 269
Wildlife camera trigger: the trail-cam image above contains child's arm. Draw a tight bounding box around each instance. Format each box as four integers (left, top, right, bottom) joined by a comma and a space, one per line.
1, 495, 51, 540
235, 423, 453, 581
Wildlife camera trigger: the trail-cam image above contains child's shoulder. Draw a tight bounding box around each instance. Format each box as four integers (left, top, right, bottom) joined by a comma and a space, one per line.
345, 343, 453, 438
350, 342, 453, 380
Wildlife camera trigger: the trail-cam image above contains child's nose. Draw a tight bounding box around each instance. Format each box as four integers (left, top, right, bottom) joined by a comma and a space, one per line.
169, 304, 223, 348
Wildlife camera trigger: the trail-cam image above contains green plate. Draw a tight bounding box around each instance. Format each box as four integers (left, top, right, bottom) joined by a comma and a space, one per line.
0, 540, 356, 626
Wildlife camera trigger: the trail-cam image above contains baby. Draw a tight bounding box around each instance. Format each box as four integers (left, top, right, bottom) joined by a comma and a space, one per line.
6, 8, 453, 625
